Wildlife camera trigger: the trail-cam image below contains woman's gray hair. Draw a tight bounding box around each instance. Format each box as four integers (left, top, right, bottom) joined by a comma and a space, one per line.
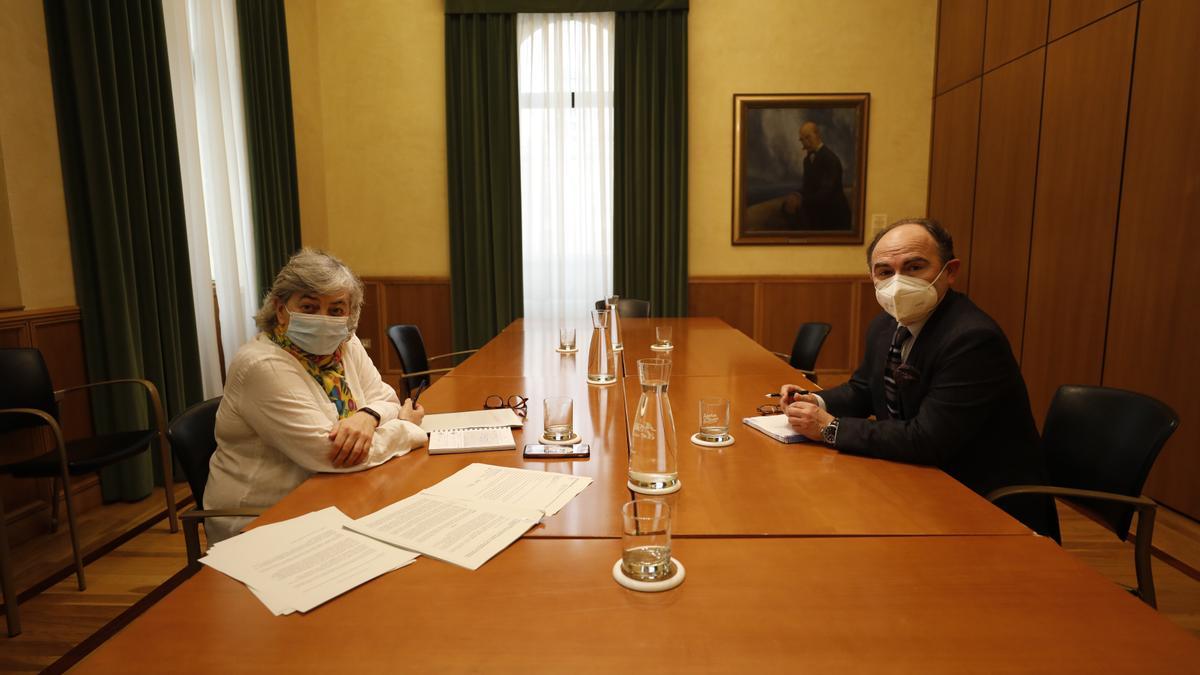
254, 248, 365, 334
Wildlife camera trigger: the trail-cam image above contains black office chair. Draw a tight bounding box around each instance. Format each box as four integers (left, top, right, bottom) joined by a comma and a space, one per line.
593, 298, 651, 318
0, 348, 180, 636
772, 322, 832, 384
988, 385, 1179, 608
386, 325, 477, 399
169, 397, 261, 570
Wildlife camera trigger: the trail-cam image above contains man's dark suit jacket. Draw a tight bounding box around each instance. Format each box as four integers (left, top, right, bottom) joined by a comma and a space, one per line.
819, 289, 1060, 539
800, 145, 851, 231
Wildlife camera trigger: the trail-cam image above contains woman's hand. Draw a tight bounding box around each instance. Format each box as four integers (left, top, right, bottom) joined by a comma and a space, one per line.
327, 411, 379, 467
398, 398, 425, 426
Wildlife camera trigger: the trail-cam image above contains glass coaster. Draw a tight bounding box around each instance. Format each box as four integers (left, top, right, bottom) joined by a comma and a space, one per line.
627, 480, 682, 495
691, 433, 734, 448
612, 558, 686, 592
540, 433, 582, 446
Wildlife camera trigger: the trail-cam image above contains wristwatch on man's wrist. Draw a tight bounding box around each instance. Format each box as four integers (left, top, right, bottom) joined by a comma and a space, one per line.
360, 407, 381, 426
821, 417, 840, 445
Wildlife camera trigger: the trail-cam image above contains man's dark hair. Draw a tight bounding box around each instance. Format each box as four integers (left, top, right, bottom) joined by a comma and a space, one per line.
866, 218, 956, 266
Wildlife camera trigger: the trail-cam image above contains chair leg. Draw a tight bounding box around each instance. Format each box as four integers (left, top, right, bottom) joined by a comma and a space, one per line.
1133, 505, 1157, 609
0, 494, 21, 636
59, 472, 86, 592
159, 436, 179, 533
50, 476, 61, 533
183, 518, 203, 572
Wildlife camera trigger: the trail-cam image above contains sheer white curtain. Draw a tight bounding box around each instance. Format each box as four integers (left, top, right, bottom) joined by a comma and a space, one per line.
517, 13, 614, 322
163, 0, 259, 394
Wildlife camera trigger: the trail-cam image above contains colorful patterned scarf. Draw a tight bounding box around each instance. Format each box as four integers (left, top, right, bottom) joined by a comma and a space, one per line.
269, 325, 359, 419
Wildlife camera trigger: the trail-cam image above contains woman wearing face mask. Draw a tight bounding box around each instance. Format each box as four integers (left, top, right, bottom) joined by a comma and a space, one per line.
203, 248, 426, 543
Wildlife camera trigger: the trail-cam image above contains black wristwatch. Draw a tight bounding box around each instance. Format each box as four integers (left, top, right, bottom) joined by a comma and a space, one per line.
821, 417, 840, 445
359, 407, 381, 426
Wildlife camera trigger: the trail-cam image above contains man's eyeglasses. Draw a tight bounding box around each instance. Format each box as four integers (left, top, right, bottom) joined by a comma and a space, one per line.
756, 404, 784, 416
484, 394, 529, 416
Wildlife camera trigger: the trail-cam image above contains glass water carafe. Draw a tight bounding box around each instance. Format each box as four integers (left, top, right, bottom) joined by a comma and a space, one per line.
629, 358, 679, 493
586, 309, 619, 385
606, 295, 623, 351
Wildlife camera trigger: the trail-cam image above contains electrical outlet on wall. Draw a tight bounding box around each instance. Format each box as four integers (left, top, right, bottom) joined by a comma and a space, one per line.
871, 214, 888, 234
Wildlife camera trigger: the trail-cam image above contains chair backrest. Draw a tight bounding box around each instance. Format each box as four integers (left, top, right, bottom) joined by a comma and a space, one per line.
1043, 385, 1179, 539
387, 324, 431, 397
0, 348, 59, 433
168, 396, 222, 506
593, 298, 652, 318
789, 322, 832, 371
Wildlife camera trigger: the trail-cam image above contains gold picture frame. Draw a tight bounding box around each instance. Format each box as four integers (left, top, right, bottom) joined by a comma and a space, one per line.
731, 93, 869, 245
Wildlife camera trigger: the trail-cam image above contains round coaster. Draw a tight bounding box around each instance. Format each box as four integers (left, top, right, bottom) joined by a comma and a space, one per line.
540, 433, 582, 446
691, 433, 734, 448
627, 479, 682, 495
612, 558, 686, 593
649, 343, 674, 351
587, 378, 618, 387
555, 347, 578, 354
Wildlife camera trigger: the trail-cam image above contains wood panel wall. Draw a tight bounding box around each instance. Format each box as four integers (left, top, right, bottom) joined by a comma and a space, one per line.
0, 307, 103, 547
931, 0, 1198, 519
357, 277, 454, 391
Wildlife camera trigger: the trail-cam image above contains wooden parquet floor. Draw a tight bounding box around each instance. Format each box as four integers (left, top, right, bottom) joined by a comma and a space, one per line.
0, 495, 1196, 672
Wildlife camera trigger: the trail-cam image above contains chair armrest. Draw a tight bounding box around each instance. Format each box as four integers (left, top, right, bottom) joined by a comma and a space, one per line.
987, 485, 1156, 510
54, 378, 167, 434
180, 507, 264, 520
428, 349, 479, 362
771, 351, 789, 361
401, 367, 454, 378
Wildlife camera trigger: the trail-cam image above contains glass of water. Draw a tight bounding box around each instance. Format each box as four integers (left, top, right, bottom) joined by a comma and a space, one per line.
698, 397, 731, 442
558, 327, 576, 351
620, 499, 673, 581
654, 325, 673, 349
543, 396, 574, 442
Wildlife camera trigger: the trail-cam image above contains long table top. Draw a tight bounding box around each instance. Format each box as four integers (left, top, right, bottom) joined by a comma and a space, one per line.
76, 317, 1198, 670
75, 537, 1200, 673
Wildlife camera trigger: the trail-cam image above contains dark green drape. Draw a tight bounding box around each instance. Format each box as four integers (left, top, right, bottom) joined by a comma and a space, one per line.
445, 13, 524, 351
237, 0, 302, 296
44, 0, 203, 501
614, 10, 688, 316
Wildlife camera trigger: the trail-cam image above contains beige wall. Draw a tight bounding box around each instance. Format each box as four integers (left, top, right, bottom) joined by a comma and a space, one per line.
0, 0, 76, 309
0, 136, 21, 308
286, 0, 450, 277
689, 0, 937, 275
285, 0, 937, 279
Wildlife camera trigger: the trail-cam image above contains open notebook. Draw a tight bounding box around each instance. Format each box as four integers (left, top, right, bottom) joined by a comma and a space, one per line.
428, 427, 516, 455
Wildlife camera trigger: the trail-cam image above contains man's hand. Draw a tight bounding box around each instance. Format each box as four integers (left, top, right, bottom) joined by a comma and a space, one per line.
327, 411, 378, 467
785, 394, 834, 440
398, 398, 425, 426
778, 384, 811, 407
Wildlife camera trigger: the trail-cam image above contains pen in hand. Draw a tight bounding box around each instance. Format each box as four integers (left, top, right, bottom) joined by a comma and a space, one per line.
767, 390, 810, 405
411, 383, 427, 407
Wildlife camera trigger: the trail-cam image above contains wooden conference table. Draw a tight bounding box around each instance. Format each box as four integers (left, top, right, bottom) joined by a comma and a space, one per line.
75, 318, 1199, 672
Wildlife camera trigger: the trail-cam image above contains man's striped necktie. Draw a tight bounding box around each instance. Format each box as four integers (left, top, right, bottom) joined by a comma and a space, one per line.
883, 325, 912, 420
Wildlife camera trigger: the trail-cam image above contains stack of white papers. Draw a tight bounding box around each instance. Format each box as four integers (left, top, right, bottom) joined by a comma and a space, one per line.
346, 464, 592, 570
200, 507, 418, 615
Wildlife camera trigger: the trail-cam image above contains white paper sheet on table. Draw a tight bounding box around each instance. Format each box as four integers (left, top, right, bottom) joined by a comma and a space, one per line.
200, 507, 418, 615
346, 464, 593, 570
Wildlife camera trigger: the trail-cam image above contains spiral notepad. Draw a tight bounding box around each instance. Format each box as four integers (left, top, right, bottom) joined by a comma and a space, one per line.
428, 427, 516, 455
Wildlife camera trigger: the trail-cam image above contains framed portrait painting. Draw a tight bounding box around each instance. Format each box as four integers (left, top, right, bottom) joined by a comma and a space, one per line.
731, 93, 869, 245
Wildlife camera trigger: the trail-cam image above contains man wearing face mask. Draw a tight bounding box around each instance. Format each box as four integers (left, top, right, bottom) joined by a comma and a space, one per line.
204, 248, 427, 543
779, 218, 1058, 539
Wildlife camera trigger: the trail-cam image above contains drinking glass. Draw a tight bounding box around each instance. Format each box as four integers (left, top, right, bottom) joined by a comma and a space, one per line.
654, 325, 673, 349
620, 499, 673, 581
558, 327, 576, 351
698, 398, 731, 442
543, 396, 574, 441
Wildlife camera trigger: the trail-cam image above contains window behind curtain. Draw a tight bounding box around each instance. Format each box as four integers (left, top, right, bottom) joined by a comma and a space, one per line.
517, 13, 615, 322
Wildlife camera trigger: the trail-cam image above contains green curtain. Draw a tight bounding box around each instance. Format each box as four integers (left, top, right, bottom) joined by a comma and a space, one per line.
446, 1, 687, 12
237, 0, 302, 296
44, 0, 204, 501
613, 10, 688, 316
445, 13, 524, 351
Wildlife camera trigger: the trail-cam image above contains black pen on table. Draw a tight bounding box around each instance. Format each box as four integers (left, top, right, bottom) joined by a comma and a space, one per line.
766, 389, 809, 405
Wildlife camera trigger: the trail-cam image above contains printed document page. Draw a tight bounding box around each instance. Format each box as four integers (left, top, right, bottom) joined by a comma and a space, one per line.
420, 409, 525, 433
346, 493, 541, 571
422, 463, 593, 516
201, 507, 418, 615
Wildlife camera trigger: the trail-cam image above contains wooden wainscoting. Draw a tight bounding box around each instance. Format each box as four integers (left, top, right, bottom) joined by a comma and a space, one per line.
688, 276, 875, 382
0, 307, 104, 548
357, 277, 454, 392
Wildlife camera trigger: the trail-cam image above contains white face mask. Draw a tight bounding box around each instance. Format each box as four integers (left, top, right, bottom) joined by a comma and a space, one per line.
874, 263, 949, 326
284, 309, 350, 355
